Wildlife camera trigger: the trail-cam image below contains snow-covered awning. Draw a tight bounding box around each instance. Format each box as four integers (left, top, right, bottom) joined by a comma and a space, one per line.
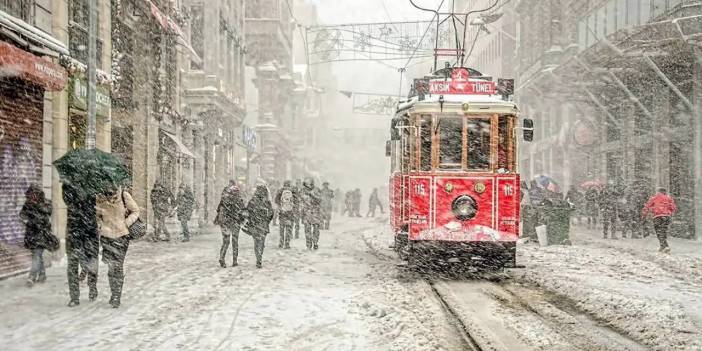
162, 131, 195, 158
0, 9, 68, 56
144, 0, 202, 65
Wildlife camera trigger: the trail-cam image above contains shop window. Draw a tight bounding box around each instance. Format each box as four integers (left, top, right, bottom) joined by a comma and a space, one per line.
467, 119, 491, 170
497, 116, 514, 172
438, 117, 463, 169
69, 0, 102, 66
0, 0, 32, 21
191, 5, 204, 70
419, 115, 432, 171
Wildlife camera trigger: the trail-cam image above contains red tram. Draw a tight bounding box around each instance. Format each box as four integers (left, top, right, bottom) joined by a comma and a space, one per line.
387, 67, 533, 268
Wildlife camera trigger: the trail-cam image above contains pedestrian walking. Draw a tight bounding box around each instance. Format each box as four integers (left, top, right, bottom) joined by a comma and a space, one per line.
352, 188, 362, 217
244, 185, 274, 268
95, 185, 140, 308
214, 184, 246, 268
584, 187, 599, 229
641, 187, 677, 253
150, 180, 174, 241
20, 184, 57, 287
293, 179, 302, 239
320, 182, 334, 230
300, 178, 322, 250
600, 183, 620, 239
175, 184, 195, 242
275, 181, 297, 249
366, 188, 384, 217
62, 181, 100, 307
342, 191, 353, 217
564, 185, 583, 225
269, 180, 280, 227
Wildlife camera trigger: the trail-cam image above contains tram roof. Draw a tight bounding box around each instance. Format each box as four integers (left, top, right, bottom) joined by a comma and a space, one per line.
396, 93, 519, 116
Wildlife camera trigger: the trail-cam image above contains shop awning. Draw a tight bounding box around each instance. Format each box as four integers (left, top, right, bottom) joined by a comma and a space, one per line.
0, 41, 67, 91
145, 0, 203, 65
163, 131, 195, 158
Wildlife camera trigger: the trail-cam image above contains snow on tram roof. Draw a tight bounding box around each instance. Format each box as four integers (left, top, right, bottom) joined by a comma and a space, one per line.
397, 93, 517, 113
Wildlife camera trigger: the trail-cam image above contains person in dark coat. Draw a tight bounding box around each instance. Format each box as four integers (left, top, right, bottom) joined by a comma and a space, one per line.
564, 185, 583, 225
62, 181, 99, 307
20, 184, 52, 286
176, 184, 196, 242
292, 179, 302, 239
215, 184, 246, 268
150, 180, 174, 241
245, 185, 274, 268
600, 183, 620, 239
300, 178, 322, 250
352, 189, 362, 217
342, 191, 353, 217
275, 180, 297, 249
584, 187, 600, 229
366, 188, 384, 217
320, 182, 334, 230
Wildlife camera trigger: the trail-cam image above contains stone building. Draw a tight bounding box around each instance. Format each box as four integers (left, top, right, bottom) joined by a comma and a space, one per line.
181, 0, 246, 224
245, 0, 295, 182
515, 0, 702, 238
110, 0, 199, 227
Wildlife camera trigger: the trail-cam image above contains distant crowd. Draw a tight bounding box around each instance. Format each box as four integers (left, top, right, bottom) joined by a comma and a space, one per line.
18, 177, 386, 309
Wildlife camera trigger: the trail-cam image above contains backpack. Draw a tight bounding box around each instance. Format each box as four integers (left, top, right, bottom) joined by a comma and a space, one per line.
280, 189, 294, 212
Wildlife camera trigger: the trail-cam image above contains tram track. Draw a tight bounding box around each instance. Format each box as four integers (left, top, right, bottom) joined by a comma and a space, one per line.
427, 279, 485, 351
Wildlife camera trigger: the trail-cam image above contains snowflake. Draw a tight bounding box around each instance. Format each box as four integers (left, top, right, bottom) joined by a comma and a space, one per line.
353, 31, 371, 52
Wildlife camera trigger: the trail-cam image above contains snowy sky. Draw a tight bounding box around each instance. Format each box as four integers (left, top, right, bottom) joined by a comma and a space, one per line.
307, 0, 445, 96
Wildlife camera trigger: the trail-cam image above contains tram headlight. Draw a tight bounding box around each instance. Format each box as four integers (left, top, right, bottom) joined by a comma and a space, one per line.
451, 195, 478, 221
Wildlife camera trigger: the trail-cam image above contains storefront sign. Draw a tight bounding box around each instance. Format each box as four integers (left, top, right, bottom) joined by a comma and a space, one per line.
0, 41, 67, 91
429, 68, 496, 95
242, 126, 257, 153
69, 76, 111, 117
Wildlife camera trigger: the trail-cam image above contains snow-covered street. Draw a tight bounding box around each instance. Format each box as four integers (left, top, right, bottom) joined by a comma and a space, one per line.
0, 217, 464, 351
3, 218, 702, 351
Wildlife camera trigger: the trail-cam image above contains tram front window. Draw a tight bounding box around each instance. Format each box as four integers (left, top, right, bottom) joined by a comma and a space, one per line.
467, 119, 491, 170
439, 117, 463, 169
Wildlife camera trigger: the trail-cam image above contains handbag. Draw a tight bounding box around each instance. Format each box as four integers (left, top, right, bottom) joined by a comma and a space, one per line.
44, 232, 60, 252
122, 191, 147, 240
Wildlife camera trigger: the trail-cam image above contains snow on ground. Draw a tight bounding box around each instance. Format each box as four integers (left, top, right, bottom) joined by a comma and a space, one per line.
0, 217, 463, 351
363, 223, 701, 351
515, 225, 702, 351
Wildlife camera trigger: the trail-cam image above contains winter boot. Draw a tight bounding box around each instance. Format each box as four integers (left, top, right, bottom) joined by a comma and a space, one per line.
219, 258, 227, 268
67, 300, 80, 307
26, 278, 34, 287
89, 288, 98, 302
256, 261, 262, 269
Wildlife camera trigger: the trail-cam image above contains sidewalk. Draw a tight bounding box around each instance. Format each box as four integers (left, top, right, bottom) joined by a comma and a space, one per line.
515, 225, 702, 350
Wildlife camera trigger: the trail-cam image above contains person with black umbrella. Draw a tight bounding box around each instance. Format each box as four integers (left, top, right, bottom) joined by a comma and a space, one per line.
62, 181, 100, 307
244, 184, 274, 268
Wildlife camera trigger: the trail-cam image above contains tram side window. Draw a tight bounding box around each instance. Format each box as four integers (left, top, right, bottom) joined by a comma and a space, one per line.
467, 119, 491, 170
419, 115, 432, 171
498, 116, 514, 171
439, 117, 463, 169
402, 127, 411, 172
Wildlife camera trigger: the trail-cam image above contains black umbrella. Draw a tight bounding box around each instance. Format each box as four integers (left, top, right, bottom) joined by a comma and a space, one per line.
54, 148, 131, 195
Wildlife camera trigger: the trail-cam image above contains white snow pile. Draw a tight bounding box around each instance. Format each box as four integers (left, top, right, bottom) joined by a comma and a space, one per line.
515, 243, 702, 351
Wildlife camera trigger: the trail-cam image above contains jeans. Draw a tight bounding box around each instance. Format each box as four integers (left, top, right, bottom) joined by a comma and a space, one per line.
279, 224, 292, 248
101, 236, 130, 304
220, 225, 240, 264
254, 236, 266, 265
653, 216, 671, 250
66, 236, 99, 302
154, 215, 169, 240
28, 248, 45, 283
181, 220, 190, 240
304, 223, 320, 249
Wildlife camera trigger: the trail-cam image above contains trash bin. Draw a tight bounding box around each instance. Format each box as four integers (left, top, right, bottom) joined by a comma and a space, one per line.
542, 206, 572, 245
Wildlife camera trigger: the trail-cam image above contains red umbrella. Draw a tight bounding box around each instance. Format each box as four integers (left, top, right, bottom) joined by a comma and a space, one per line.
580, 180, 603, 189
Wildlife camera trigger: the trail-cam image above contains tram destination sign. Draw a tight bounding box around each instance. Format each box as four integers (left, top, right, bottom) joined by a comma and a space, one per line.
428, 68, 496, 95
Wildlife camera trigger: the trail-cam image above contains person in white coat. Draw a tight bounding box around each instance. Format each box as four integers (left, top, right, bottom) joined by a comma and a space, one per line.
96, 185, 139, 308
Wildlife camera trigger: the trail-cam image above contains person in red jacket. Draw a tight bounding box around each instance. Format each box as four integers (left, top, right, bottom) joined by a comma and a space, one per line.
641, 188, 677, 253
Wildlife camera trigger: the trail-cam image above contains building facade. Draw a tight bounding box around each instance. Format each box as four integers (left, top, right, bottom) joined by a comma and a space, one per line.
515, 0, 702, 238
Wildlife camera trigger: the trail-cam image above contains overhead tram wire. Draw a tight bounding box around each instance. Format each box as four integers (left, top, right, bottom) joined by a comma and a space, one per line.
397, 0, 447, 97
284, 0, 314, 84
